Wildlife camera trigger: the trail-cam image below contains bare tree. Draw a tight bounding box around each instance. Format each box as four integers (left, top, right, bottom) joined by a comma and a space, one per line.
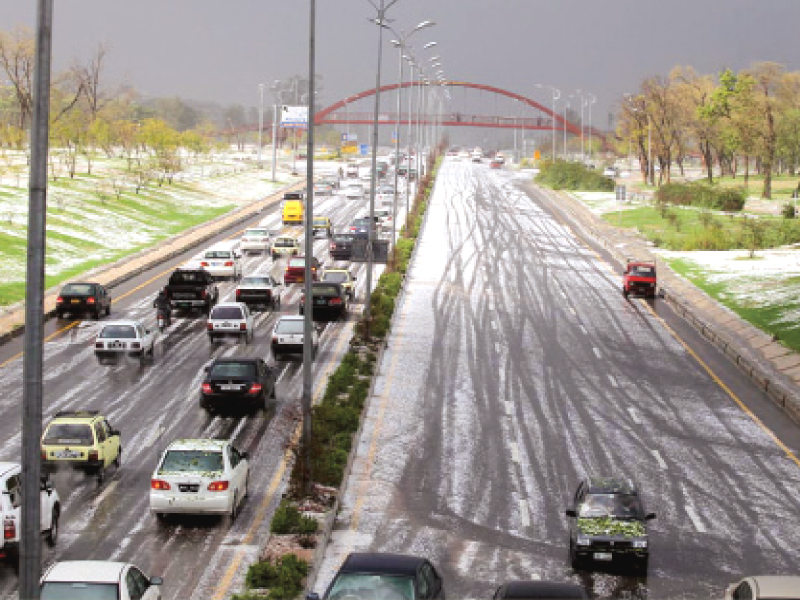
0, 26, 34, 131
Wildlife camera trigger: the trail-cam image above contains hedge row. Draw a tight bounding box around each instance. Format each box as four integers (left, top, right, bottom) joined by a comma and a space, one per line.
655, 182, 746, 212
535, 160, 614, 191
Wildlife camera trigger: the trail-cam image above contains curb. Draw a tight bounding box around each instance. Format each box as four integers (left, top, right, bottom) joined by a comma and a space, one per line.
0, 179, 304, 347
529, 183, 800, 426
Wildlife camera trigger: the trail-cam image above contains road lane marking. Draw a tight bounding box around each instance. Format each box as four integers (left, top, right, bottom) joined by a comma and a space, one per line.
628, 408, 642, 424
505, 400, 514, 417
510, 442, 520, 464
651, 449, 667, 470
518, 498, 530, 528
0, 320, 80, 369
607, 374, 618, 388
494, 342, 501, 354
685, 504, 706, 533
593, 347, 602, 359
641, 301, 800, 471
579, 325, 588, 335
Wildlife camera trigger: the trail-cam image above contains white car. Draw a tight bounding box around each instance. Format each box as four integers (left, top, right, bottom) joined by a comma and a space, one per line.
343, 183, 365, 200
1, 462, 60, 561
374, 208, 393, 232
207, 302, 254, 344
94, 320, 156, 364
239, 227, 272, 254
150, 438, 249, 520
270, 315, 320, 361
198, 242, 243, 281
40, 561, 163, 600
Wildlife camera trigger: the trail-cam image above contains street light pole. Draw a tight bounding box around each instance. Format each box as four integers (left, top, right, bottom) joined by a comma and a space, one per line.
563, 98, 570, 160
257, 83, 264, 168
535, 83, 559, 160
587, 93, 596, 163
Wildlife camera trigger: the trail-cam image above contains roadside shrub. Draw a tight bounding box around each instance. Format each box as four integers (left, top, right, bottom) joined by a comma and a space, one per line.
535, 160, 614, 191
655, 182, 745, 211
270, 500, 302, 534
243, 554, 308, 600
782, 203, 797, 219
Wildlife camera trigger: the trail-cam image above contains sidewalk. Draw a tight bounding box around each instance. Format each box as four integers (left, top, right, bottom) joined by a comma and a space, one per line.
0, 181, 302, 345
531, 183, 800, 424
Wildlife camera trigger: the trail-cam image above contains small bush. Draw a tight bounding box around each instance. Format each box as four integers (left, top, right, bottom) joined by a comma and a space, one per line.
270, 500, 302, 535
782, 203, 797, 219
535, 160, 614, 191
244, 555, 308, 600
655, 182, 745, 211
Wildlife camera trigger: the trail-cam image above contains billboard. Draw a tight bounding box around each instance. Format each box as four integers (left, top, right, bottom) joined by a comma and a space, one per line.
281, 106, 308, 129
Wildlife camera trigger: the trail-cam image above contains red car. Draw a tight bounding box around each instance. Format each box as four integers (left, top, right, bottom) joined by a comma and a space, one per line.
623, 260, 657, 298
283, 256, 321, 285
490, 159, 502, 169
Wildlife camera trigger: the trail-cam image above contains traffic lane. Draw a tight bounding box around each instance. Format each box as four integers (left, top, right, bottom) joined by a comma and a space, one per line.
331, 161, 800, 599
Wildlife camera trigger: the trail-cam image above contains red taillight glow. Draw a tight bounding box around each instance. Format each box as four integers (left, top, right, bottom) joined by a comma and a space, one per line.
207, 322, 213, 330
200, 261, 209, 267
207, 481, 229, 492
4, 518, 15, 540
41, 449, 47, 461
248, 383, 262, 395
330, 244, 337, 250
224, 261, 233, 266
56, 296, 63, 304
87, 297, 96, 304
151, 479, 171, 490
239, 322, 247, 331
201, 290, 207, 299
330, 298, 343, 305
95, 342, 103, 349
130, 342, 140, 349
88, 450, 98, 462
235, 289, 241, 297
202, 383, 213, 394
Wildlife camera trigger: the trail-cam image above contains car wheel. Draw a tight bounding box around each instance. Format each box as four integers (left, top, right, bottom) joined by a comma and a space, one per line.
46, 507, 59, 547
270, 385, 277, 400
93, 308, 101, 320
273, 352, 283, 361
299, 307, 304, 316
243, 331, 249, 345
243, 475, 249, 499
230, 492, 239, 522
114, 448, 121, 469
569, 540, 582, 570
56, 311, 64, 319
623, 288, 629, 299
155, 512, 168, 522
637, 555, 649, 574
96, 469, 104, 486
208, 334, 215, 343
105, 303, 111, 316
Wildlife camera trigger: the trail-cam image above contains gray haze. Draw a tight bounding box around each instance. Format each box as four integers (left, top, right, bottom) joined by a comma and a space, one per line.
2, 0, 799, 129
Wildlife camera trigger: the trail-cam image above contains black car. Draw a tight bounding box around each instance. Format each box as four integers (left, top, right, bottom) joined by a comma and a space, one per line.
565, 477, 655, 572
348, 217, 379, 236
299, 282, 348, 321
329, 233, 355, 261
200, 357, 277, 414
493, 580, 588, 599
308, 552, 444, 600
55, 282, 111, 320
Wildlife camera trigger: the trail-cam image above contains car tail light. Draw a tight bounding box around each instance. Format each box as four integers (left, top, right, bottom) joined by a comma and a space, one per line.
330, 298, 343, 306
87, 297, 96, 304
41, 449, 47, 460
271, 335, 279, 344
4, 518, 15, 540
330, 243, 337, 250
207, 322, 213, 330
88, 450, 98, 462
130, 342, 140, 349
235, 289, 241, 297
248, 383, 262, 395
56, 296, 63, 304
300, 295, 304, 306
201, 289, 207, 299
239, 322, 247, 331
202, 383, 213, 394
95, 342, 104, 349
151, 479, 171, 490
207, 481, 229, 492
224, 261, 233, 267
261, 237, 269, 242
200, 261, 209, 267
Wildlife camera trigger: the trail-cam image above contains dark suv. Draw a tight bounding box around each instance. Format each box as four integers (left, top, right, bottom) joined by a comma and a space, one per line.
200, 357, 277, 414
299, 282, 348, 321
565, 477, 655, 572
56, 282, 111, 320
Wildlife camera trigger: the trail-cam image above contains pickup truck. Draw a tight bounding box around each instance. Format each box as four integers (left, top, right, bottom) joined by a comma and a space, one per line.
164, 267, 219, 315
1, 462, 61, 561
235, 275, 283, 310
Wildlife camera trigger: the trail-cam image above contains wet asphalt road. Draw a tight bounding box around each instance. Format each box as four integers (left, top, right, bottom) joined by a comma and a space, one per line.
0, 183, 396, 599
315, 159, 800, 599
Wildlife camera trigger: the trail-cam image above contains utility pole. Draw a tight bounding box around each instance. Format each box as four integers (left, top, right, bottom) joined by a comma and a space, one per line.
257, 83, 264, 168
21, 1, 53, 597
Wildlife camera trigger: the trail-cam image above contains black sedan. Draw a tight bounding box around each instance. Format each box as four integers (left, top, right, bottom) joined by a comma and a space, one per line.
200, 357, 277, 415
55, 282, 111, 319
493, 580, 587, 599
299, 282, 348, 321
308, 552, 444, 600
565, 476, 655, 573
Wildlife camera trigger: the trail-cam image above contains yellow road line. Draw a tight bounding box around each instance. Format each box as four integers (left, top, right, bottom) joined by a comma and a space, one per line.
640, 299, 800, 470
0, 321, 79, 369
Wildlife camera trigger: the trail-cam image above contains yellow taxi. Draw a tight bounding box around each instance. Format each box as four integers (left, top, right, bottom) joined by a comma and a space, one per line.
312, 216, 332, 237
320, 268, 357, 300
41, 410, 122, 484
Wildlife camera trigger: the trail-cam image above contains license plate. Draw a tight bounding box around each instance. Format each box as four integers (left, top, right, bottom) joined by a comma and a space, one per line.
56, 450, 80, 459
178, 302, 190, 307
220, 384, 242, 391
109, 341, 124, 349
221, 322, 231, 328
593, 552, 613, 561
211, 261, 220, 266
71, 299, 81, 304
315, 298, 327, 305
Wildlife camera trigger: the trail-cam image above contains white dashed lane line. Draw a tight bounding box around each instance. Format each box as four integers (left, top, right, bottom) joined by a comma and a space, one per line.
627, 407, 642, 424
607, 374, 619, 388
651, 449, 668, 470
519, 498, 531, 528
510, 442, 520, 464
593, 347, 602, 359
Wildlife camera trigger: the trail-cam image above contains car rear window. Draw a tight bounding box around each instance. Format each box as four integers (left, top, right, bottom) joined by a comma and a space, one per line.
631, 266, 655, 276
43, 424, 94, 446
159, 450, 224, 474
322, 272, 348, 283
209, 362, 256, 379
61, 283, 94, 295
274, 238, 296, 248
313, 285, 340, 295
41, 582, 118, 600
288, 258, 306, 267
284, 192, 303, 200
98, 325, 136, 339
240, 277, 270, 286
204, 250, 233, 259
244, 229, 268, 237
169, 270, 207, 284
313, 218, 328, 225
333, 235, 354, 243
210, 306, 244, 320
275, 319, 304, 335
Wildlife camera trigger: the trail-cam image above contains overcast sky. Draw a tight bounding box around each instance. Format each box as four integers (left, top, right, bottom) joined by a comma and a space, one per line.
2, 1, 799, 132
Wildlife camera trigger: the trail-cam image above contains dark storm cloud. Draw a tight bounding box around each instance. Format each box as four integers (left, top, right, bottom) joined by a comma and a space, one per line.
1, 0, 799, 124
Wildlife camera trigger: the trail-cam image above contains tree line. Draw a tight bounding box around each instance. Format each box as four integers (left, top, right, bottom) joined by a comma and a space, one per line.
616, 62, 800, 198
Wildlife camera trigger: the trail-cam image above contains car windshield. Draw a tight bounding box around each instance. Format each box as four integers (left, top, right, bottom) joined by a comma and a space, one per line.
327, 574, 414, 600
98, 325, 136, 339
288, 258, 306, 267
204, 250, 232, 259
274, 239, 296, 247
209, 362, 256, 379
313, 285, 340, 296
322, 272, 348, 283
244, 229, 267, 237
169, 271, 206, 284
159, 449, 224, 474
43, 424, 93, 445
333, 235, 354, 243
41, 582, 119, 600
61, 284, 94, 295
275, 319, 304, 335
240, 277, 270, 286
210, 306, 243, 320
630, 266, 655, 277
314, 218, 328, 225
352, 219, 369, 226
579, 493, 642, 518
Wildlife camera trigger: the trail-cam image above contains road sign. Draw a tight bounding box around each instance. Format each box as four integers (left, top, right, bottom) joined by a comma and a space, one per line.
616, 185, 627, 202
341, 133, 357, 142
359, 144, 369, 156
341, 142, 357, 154
351, 239, 389, 263
534, 150, 541, 160
281, 106, 308, 129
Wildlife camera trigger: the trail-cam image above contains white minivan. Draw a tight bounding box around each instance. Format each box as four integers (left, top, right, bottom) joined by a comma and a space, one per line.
198, 241, 242, 280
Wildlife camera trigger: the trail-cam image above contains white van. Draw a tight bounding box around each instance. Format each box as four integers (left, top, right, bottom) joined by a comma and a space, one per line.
198, 241, 242, 281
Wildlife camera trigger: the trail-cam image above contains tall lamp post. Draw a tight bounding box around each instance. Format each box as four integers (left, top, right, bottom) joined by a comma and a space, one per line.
575, 89, 586, 163
270, 80, 283, 183
587, 93, 596, 163
563, 96, 572, 160
257, 83, 264, 168
535, 83, 560, 160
